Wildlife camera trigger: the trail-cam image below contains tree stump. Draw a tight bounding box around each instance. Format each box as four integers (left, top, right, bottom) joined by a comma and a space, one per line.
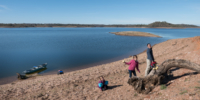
127, 59, 200, 94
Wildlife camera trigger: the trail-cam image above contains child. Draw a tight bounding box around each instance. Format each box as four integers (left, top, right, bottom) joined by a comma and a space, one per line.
98, 76, 108, 91
123, 55, 140, 78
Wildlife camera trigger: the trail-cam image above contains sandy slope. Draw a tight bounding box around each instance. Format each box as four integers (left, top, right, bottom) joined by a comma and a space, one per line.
1, 36, 200, 100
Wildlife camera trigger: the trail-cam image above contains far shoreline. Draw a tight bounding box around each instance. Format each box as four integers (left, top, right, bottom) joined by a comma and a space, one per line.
1, 21, 199, 29
0, 26, 200, 29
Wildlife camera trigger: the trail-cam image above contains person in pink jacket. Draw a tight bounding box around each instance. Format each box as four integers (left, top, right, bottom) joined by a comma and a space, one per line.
123, 55, 140, 78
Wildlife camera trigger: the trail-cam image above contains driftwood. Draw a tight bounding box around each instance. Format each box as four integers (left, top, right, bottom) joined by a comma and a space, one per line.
128, 59, 200, 94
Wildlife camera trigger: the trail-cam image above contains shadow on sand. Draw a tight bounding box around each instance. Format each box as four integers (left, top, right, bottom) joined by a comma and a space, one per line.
107, 85, 123, 90
162, 68, 199, 86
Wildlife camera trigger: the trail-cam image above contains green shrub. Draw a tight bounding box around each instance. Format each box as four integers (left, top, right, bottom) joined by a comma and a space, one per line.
180, 90, 187, 95
134, 93, 138, 97
195, 86, 200, 89
160, 85, 167, 90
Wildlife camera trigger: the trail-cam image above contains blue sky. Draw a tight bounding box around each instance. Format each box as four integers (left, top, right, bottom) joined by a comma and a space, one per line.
0, 0, 200, 25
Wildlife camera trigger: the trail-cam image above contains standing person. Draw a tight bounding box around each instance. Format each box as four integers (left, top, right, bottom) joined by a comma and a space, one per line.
123, 55, 140, 78
145, 43, 154, 76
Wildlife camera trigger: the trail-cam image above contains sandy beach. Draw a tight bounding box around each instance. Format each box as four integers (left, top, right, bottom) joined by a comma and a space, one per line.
110, 31, 161, 37
1, 36, 200, 100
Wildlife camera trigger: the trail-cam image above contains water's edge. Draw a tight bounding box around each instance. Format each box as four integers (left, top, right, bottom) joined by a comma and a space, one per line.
0, 44, 150, 85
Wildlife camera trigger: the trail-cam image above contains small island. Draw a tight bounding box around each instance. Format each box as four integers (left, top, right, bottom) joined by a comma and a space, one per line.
110, 31, 161, 37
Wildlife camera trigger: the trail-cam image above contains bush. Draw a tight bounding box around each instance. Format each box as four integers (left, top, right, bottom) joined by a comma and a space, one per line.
180, 90, 187, 95
160, 84, 167, 90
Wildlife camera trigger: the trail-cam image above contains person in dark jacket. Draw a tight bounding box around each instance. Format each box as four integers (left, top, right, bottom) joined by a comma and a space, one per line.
145, 43, 154, 76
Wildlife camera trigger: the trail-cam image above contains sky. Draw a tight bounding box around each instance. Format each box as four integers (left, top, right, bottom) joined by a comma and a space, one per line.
0, 0, 200, 25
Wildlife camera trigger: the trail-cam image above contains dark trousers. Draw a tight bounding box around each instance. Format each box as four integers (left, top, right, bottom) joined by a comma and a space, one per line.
129, 70, 136, 78
101, 85, 108, 91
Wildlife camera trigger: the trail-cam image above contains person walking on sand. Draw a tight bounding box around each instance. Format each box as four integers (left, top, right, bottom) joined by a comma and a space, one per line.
145, 43, 155, 76
123, 55, 140, 78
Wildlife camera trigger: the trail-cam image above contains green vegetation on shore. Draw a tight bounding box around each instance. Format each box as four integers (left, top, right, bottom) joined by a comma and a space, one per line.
147, 21, 198, 28
0, 21, 199, 28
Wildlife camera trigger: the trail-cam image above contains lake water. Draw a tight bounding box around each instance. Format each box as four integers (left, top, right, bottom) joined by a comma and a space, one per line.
0, 27, 199, 84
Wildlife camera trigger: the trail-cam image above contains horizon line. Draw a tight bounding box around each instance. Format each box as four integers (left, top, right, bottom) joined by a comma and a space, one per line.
0, 22, 199, 26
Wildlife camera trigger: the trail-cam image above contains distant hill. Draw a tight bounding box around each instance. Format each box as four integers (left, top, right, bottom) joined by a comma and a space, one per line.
0, 21, 199, 28
147, 21, 198, 28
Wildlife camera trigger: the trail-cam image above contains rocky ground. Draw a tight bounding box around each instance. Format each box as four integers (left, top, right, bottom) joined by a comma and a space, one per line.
0, 36, 200, 100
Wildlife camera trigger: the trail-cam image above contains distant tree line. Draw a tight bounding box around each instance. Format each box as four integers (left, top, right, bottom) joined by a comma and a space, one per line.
147, 21, 198, 28
0, 21, 198, 28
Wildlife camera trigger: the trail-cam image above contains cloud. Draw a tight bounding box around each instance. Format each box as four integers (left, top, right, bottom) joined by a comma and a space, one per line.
190, 6, 200, 12
195, 7, 200, 11
0, 5, 9, 12
189, 4, 200, 12
0, 5, 8, 10
110, 18, 155, 24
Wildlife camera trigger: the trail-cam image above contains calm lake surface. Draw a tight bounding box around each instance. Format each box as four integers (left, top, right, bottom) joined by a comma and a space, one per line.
0, 27, 199, 84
